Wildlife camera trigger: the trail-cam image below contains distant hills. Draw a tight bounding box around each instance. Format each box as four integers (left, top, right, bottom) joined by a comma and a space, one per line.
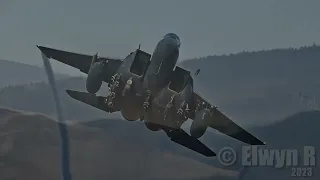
180, 45, 320, 126
240, 111, 320, 179
0, 108, 237, 180
0, 107, 318, 180
82, 110, 320, 180
0, 59, 69, 88
0, 76, 121, 121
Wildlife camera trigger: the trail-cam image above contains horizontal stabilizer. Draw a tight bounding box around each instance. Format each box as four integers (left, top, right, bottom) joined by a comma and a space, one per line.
66, 90, 113, 113
163, 127, 216, 157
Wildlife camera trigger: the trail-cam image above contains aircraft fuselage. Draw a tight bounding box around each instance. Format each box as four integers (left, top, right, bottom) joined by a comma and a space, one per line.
143, 33, 180, 91
110, 33, 193, 129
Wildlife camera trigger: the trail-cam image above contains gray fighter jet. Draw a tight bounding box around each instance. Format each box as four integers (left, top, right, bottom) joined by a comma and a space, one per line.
37, 33, 264, 157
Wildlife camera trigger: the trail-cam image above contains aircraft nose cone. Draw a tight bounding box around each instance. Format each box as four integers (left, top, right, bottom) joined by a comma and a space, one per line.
155, 37, 180, 56
163, 33, 180, 48
162, 38, 179, 49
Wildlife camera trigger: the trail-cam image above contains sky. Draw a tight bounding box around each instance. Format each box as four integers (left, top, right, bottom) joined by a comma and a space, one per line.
0, 0, 320, 75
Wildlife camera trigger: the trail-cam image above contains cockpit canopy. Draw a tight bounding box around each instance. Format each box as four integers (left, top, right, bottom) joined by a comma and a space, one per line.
163, 33, 180, 48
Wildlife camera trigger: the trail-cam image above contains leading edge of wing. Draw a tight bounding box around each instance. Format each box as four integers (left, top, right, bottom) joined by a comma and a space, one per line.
163, 127, 216, 157
37, 45, 92, 72
36, 45, 122, 73
192, 92, 265, 146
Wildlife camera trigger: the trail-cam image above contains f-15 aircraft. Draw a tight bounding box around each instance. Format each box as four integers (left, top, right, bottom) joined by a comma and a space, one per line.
37, 33, 264, 157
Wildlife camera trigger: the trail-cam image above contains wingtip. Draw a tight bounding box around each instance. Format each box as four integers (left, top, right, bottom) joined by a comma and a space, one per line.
256, 140, 265, 145
65, 89, 75, 97
247, 138, 266, 146
208, 152, 217, 157
255, 140, 266, 145
36, 45, 45, 53
65, 89, 74, 96
202, 149, 217, 157
36, 45, 50, 52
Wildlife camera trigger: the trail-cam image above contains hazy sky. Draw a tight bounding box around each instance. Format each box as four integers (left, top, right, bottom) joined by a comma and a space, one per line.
0, 0, 319, 75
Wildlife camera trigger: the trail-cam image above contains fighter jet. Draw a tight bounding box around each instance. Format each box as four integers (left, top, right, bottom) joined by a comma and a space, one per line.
37, 33, 264, 157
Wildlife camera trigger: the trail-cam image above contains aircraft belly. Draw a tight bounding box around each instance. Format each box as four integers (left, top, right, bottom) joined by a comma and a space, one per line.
121, 95, 141, 120
144, 99, 179, 129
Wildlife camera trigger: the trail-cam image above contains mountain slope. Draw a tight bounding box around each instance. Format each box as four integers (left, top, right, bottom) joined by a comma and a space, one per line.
0, 77, 119, 121
73, 110, 320, 180
0, 108, 237, 180
240, 111, 320, 180
180, 45, 320, 126
0, 59, 68, 88
0, 103, 319, 179
189, 110, 320, 180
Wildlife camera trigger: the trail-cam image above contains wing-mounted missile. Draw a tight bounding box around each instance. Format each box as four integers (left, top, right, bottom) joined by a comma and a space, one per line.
163, 94, 175, 121
86, 53, 108, 94
175, 77, 193, 119
143, 90, 152, 110
177, 101, 190, 118
105, 73, 121, 107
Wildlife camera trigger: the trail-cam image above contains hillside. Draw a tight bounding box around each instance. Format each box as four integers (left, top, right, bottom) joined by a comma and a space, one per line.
0, 108, 237, 180
180, 45, 320, 126
63, 109, 320, 180
82, 110, 320, 179
0, 106, 319, 179
0, 59, 68, 88
0, 77, 120, 121
240, 111, 320, 180
187, 110, 320, 180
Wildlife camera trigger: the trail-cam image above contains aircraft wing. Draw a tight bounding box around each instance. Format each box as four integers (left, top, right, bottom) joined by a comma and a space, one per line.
192, 91, 265, 145
163, 127, 216, 157
65, 90, 116, 113
37, 45, 122, 83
